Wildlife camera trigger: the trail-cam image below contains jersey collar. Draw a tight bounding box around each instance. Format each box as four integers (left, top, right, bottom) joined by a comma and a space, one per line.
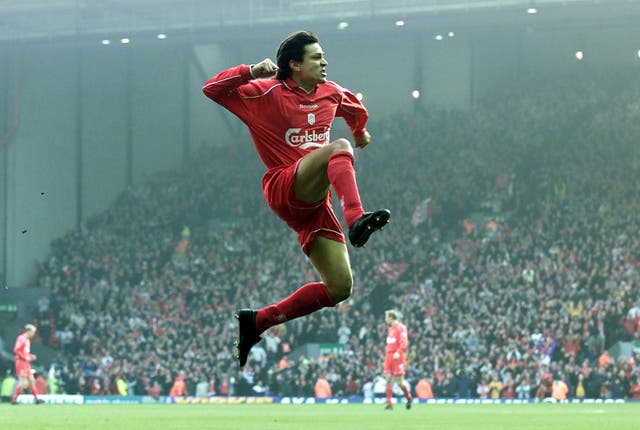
282, 77, 317, 95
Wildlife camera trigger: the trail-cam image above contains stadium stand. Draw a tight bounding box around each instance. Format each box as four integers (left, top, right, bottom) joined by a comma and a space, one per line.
21, 67, 640, 400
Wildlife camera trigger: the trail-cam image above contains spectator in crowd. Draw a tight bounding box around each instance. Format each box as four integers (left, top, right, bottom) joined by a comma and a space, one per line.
168, 372, 187, 397
1, 370, 16, 403
314, 374, 332, 399
34, 372, 47, 395
515, 372, 532, 399
488, 372, 503, 399
115, 374, 128, 396
476, 376, 490, 399
629, 376, 640, 399
551, 374, 569, 401
574, 373, 586, 399
415, 376, 434, 400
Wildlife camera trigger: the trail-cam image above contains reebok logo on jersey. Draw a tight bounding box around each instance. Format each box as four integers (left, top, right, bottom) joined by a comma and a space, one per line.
285, 127, 330, 149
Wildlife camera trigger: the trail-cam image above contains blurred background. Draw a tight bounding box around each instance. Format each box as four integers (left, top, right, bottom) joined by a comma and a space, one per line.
1, 0, 639, 401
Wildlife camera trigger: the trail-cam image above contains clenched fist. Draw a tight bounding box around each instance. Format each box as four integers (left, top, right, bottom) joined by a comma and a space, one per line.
355, 130, 371, 148
251, 58, 279, 79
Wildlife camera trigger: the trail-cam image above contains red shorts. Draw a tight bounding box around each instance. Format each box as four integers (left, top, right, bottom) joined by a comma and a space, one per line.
383, 353, 407, 376
15, 361, 32, 378
262, 161, 345, 255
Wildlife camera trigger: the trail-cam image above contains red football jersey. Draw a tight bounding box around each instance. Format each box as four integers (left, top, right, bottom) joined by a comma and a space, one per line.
202, 64, 369, 170
386, 322, 408, 355
13, 333, 32, 363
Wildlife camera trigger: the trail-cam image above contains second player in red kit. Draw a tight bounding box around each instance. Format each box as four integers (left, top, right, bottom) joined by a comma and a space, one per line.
383, 310, 412, 409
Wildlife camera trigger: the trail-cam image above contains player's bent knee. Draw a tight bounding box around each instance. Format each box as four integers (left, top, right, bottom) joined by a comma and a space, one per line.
332, 287, 352, 304
325, 276, 353, 303
330, 138, 354, 155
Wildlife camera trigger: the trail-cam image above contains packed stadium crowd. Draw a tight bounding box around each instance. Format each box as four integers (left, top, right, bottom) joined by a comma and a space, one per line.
5, 68, 640, 401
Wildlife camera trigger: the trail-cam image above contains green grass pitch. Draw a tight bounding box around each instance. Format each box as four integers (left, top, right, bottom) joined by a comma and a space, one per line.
2, 402, 639, 430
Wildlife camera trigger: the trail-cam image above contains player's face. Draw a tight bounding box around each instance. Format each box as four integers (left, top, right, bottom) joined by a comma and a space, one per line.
293, 43, 328, 90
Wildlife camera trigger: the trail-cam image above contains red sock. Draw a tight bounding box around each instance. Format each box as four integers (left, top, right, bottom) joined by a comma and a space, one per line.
327, 151, 364, 228
401, 384, 412, 401
29, 385, 40, 401
256, 282, 336, 333
386, 384, 393, 405
12, 385, 23, 403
